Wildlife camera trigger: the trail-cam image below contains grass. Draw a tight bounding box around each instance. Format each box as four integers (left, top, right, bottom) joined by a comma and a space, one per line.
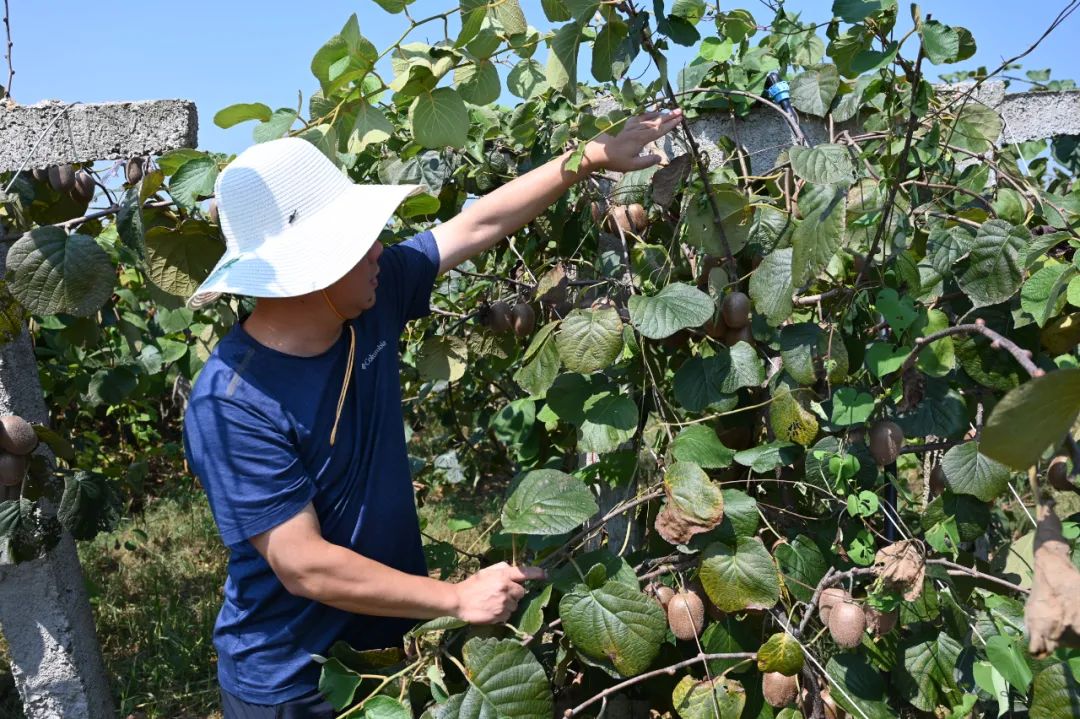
0, 472, 500, 718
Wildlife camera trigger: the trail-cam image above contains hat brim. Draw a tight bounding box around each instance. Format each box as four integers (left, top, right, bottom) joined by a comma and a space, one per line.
188, 183, 424, 308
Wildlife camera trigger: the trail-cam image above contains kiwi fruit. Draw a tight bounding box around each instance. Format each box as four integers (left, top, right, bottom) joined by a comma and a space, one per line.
648, 584, 674, 608
32, 167, 49, 183
703, 313, 727, 340
821, 688, 846, 719
828, 601, 867, 648
126, 157, 145, 185
666, 590, 705, 640
868, 420, 904, 466
1047, 455, 1072, 491
627, 203, 647, 232
70, 170, 95, 204
724, 324, 753, 347
511, 304, 535, 338
929, 464, 946, 495
0, 416, 37, 456
608, 204, 634, 235
589, 201, 604, 226
762, 671, 798, 708
487, 301, 513, 334
49, 164, 76, 192
865, 606, 897, 636
721, 292, 751, 329
0, 453, 28, 487
817, 587, 851, 624
209, 199, 220, 225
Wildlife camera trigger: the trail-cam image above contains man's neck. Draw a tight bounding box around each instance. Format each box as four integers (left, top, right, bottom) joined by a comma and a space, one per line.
242, 296, 350, 357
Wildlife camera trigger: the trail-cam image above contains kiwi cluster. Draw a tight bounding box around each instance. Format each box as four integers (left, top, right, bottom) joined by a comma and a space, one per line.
818, 587, 896, 649
486, 301, 535, 339
592, 201, 648, 236
31, 164, 96, 205
704, 291, 753, 347
0, 415, 38, 487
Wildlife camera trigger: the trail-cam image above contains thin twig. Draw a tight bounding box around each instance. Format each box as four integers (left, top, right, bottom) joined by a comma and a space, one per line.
2, 0, 12, 99
926, 558, 1030, 595
894, 321, 1043, 380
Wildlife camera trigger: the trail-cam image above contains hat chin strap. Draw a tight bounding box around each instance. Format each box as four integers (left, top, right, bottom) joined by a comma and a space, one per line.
322, 288, 349, 323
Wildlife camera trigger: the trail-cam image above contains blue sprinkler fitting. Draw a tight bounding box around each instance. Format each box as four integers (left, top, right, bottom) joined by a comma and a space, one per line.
764, 71, 793, 115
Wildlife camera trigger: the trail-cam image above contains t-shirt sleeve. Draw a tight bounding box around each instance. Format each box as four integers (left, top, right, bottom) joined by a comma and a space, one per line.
183, 393, 315, 549
378, 230, 440, 330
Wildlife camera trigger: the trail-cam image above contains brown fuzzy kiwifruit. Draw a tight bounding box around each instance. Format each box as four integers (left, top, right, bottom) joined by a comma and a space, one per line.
721, 291, 751, 329
724, 324, 753, 347
70, 170, 96, 204
209, 199, 220, 225
48, 164, 76, 192
0, 415, 37, 456
607, 204, 634, 235
0, 453, 28, 487
511, 303, 536, 338
868, 420, 904, 466
666, 590, 705, 640
648, 584, 675, 608
762, 671, 798, 708
703, 311, 727, 339
929, 464, 946, 495
817, 587, 851, 624
487, 301, 513, 334
31, 167, 49, 183
589, 201, 604, 226
821, 688, 846, 719
125, 157, 145, 185
828, 601, 867, 649
626, 203, 647, 232
865, 606, 897, 636
1047, 455, 1072, 491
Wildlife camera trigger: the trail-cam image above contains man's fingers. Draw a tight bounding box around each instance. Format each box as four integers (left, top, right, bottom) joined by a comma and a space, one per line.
629, 153, 663, 171
508, 582, 526, 601
505, 565, 547, 583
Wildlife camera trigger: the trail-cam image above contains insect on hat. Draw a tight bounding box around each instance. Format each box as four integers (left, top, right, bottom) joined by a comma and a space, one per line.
188, 137, 422, 308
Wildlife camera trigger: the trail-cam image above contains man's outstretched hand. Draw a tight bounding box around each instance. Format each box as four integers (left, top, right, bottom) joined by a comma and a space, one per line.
585, 109, 684, 173
452, 562, 547, 624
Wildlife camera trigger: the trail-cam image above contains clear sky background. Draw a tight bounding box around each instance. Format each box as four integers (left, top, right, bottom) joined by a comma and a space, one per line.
10, 1, 1079, 157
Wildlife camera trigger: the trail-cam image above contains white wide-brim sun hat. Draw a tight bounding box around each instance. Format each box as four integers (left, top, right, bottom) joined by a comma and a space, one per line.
188, 136, 422, 309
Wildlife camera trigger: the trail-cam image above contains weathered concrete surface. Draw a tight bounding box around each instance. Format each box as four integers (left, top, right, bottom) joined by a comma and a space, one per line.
1000, 89, 1080, 143
0, 99, 198, 172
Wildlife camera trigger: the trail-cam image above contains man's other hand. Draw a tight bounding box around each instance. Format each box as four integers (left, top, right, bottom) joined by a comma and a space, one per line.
453, 562, 546, 624
584, 110, 684, 173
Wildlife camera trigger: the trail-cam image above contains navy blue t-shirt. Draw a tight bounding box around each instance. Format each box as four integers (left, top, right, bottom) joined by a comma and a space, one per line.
183, 232, 440, 704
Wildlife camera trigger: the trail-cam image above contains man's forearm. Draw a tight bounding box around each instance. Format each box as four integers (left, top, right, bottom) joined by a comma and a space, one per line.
433, 145, 602, 274
295, 542, 459, 620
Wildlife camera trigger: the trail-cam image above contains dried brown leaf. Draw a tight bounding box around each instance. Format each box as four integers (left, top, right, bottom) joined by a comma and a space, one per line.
1026, 503, 1080, 657
651, 154, 693, 209
874, 539, 926, 601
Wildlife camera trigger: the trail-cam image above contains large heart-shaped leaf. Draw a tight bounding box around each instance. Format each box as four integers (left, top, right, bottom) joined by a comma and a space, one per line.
670, 425, 735, 468
501, 469, 598, 535
168, 155, 219, 210
555, 307, 624, 374
958, 220, 1029, 308
1030, 663, 1080, 719
749, 248, 794, 326
940, 441, 1013, 501
348, 101, 394, 153
699, 537, 780, 612
789, 144, 853, 185
559, 578, 666, 676
790, 64, 840, 116
981, 369, 1080, 471
410, 88, 469, 148
757, 632, 804, 676
671, 676, 746, 719
417, 336, 468, 381
656, 462, 725, 545
546, 22, 582, 99
775, 535, 828, 603
452, 637, 553, 719
826, 654, 894, 719
578, 391, 636, 454
454, 59, 501, 105
629, 282, 714, 339
144, 224, 224, 298
7, 226, 114, 317
791, 183, 846, 286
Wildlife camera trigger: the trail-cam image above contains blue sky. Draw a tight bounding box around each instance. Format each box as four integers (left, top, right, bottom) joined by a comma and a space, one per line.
12, 1, 1079, 157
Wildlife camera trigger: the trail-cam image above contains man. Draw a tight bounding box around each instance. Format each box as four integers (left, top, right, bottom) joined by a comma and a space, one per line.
183, 109, 683, 717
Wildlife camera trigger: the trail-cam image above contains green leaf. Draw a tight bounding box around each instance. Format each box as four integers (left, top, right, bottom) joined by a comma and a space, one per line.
591, 19, 629, 82
672, 357, 736, 413
629, 282, 714, 339
454, 60, 501, 105
790, 65, 840, 117
492, 0, 528, 35
670, 426, 735, 468
893, 632, 963, 711
310, 14, 378, 95
454, 637, 553, 718
578, 392, 636, 454
143, 224, 225, 299
361, 696, 411, 718
832, 0, 896, 23
371, 0, 413, 12
546, 22, 582, 100
168, 156, 219, 210
58, 471, 118, 541
501, 468, 598, 535
958, 220, 1029, 308
757, 632, 804, 676
915, 308, 956, 377
733, 442, 800, 473
775, 536, 828, 603
699, 537, 780, 612
671, 676, 747, 719
1030, 663, 1080, 719
508, 59, 547, 99
6, 227, 114, 317
490, 399, 535, 447
749, 248, 794, 326
348, 101, 394, 154
779, 323, 848, 385
417, 336, 468, 381
919, 20, 960, 64
213, 103, 272, 129
716, 489, 758, 542
252, 108, 298, 143
981, 369, 1080, 470
951, 102, 1003, 155
514, 329, 561, 397
876, 288, 918, 333
555, 308, 624, 374
826, 654, 893, 719
410, 88, 469, 149
559, 578, 667, 676
984, 634, 1033, 692
940, 441, 1012, 501
656, 462, 725, 544
791, 183, 846, 286
830, 387, 875, 426
1022, 262, 1075, 327
680, 187, 753, 256
116, 187, 145, 263
788, 144, 853, 185
864, 342, 910, 379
